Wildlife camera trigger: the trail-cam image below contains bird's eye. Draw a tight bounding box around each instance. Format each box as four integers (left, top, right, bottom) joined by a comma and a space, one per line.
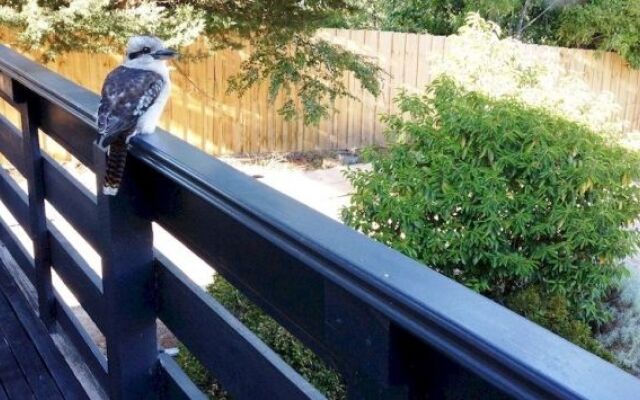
143, 47, 151, 53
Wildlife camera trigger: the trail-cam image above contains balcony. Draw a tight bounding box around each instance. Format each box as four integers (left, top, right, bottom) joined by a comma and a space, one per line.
0, 44, 638, 399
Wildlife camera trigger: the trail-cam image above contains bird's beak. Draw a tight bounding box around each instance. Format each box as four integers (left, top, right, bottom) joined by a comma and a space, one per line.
152, 49, 178, 60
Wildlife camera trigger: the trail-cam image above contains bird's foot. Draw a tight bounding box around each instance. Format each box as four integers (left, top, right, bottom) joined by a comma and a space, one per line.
125, 134, 137, 145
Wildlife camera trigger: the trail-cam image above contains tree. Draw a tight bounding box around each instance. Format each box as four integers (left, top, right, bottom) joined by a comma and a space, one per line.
555, 0, 640, 68
0, 0, 382, 124
351, 0, 564, 39
330, 0, 640, 69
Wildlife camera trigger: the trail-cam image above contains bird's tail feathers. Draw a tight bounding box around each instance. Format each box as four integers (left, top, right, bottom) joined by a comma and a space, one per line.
102, 137, 128, 196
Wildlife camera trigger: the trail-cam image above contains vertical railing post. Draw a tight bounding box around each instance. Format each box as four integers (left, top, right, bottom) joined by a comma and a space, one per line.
17, 91, 55, 327
325, 284, 408, 399
93, 144, 157, 399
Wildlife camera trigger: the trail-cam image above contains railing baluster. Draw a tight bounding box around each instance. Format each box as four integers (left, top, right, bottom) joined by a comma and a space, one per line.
16, 90, 55, 327
324, 283, 407, 398
93, 144, 157, 400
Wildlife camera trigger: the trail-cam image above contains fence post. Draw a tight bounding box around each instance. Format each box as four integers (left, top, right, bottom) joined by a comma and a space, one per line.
17, 91, 55, 327
94, 143, 157, 399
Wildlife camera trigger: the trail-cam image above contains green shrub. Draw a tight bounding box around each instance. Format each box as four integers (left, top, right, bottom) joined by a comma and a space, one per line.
504, 286, 614, 362
177, 277, 346, 400
177, 346, 229, 399
342, 78, 640, 332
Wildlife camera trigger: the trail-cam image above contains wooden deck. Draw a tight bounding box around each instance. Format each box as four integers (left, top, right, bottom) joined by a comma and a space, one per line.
0, 262, 87, 400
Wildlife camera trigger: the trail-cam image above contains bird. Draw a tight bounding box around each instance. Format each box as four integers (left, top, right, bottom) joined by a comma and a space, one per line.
96, 35, 177, 195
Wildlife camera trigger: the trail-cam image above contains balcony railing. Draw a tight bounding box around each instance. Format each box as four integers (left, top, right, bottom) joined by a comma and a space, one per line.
0, 44, 638, 400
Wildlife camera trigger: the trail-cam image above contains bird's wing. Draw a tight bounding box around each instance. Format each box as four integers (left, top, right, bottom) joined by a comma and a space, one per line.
97, 66, 165, 147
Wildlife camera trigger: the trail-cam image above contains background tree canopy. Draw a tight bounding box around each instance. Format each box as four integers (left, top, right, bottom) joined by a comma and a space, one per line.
0, 0, 382, 124
331, 0, 640, 69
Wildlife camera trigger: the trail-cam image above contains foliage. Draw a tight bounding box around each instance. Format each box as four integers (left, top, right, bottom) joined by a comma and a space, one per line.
227, 34, 380, 125
0, 0, 205, 57
177, 277, 346, 399
323, 0, 384, 29
598, 263, 640, 376
380, 0, 522, 36
555, 0, 640, 69
331, 0, 568, 38
333, 0, 639, 69
342, 78, 640, 330
0, 0, 381, 124
435, 14, 625, 135
177, 346, 229, 399
505, 286, 614, 361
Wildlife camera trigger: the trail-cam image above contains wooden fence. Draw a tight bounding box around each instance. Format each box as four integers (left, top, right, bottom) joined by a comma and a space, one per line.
1, 29, 639, 156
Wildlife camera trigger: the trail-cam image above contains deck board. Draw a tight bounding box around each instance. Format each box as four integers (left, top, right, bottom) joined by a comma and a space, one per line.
0, 262, 88, 400
0, 382, 9, 400
0, 336, 34, 399
0, 292, 63, 400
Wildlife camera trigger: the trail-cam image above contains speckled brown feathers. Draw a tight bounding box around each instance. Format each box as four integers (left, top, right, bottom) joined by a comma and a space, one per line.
97, 66, 166, 195
97, 66, 164, 147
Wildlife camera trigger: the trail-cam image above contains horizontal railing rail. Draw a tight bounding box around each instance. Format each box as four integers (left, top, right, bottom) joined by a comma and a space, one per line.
0, 44, 639, 399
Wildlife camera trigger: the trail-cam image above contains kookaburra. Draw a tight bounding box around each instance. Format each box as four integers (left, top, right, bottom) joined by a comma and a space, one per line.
97, 35, 177, 195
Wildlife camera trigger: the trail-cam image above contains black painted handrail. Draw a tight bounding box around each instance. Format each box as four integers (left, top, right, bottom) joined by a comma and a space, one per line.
0, 44, 639, 399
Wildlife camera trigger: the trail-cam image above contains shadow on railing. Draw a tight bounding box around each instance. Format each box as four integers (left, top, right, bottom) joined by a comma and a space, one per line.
0, 45, 638, 400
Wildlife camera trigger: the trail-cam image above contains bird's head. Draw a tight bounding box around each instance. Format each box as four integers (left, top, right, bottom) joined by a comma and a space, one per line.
124, 36, 177, 67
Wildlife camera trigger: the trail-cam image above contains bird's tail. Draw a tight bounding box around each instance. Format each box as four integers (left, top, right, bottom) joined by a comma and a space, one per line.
102, 136, 127, 196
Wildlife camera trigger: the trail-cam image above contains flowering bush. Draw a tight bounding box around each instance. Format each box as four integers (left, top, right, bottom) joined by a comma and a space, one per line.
434, 14, 625, 135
